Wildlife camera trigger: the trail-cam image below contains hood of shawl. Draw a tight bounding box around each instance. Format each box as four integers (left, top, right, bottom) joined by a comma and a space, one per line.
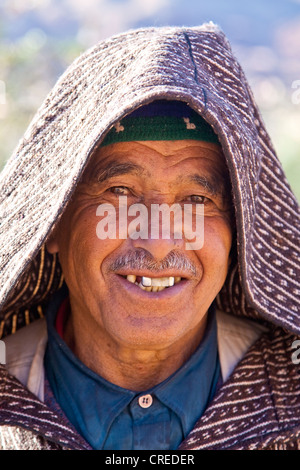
0, 23, 299, 338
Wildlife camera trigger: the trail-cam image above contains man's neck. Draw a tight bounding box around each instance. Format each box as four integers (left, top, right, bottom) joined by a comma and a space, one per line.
64, 310, 207, 391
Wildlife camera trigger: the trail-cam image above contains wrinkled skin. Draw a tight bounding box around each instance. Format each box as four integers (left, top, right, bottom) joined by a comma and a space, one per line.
47, 140, 233, 390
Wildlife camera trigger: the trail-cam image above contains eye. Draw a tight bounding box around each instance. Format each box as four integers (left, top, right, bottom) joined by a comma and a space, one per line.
188, 195, 210, 204
108, 186, 131, 195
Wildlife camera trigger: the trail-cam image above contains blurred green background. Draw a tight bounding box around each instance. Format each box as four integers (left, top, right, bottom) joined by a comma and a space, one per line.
0, 0, 299, 200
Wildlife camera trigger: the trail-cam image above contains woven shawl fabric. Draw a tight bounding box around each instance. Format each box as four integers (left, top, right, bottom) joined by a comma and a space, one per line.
180, 327, 300, 450
0, 23, 299, 336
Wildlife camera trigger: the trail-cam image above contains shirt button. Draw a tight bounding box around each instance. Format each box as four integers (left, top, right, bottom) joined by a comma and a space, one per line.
138, 394, 153, 408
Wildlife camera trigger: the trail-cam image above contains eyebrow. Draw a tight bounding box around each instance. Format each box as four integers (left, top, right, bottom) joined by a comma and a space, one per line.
189, 174, 219, 196
83, 158, 231, 201
87, 161, 145, 183
176, 173, 225, 197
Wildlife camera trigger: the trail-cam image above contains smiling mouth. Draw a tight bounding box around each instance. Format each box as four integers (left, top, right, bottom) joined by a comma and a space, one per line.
123, 274, 183, 292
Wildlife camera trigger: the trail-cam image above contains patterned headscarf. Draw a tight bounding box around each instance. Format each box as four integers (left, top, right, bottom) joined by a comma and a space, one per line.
0, 24, 299, 338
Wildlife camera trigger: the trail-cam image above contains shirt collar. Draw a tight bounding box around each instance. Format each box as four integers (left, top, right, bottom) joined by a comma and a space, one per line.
45, 285, 219, 447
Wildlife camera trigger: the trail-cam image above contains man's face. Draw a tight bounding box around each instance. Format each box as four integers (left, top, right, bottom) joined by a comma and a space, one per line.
47, 140, 233, 353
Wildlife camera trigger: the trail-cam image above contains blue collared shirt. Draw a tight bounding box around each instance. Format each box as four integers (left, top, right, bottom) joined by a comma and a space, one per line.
44, 286, 220, 450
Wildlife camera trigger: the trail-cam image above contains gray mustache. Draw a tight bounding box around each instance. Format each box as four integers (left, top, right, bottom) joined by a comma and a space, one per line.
110, 249, 197, 276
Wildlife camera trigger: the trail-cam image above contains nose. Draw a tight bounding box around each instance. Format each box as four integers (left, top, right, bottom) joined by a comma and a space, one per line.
127, 204, 186, 260
130, 236, 185, 261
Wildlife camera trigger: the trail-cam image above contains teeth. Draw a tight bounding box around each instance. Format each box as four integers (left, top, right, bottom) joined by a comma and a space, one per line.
126, 274, 182, 292
142, 276, 177, 287
142, 276, 152, 287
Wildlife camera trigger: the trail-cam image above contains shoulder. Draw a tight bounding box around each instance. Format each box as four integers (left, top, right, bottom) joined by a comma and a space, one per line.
3, 318, 47, 400
0, 425, 62, 450
0, 364, 87, 450
216, 310, 269, 381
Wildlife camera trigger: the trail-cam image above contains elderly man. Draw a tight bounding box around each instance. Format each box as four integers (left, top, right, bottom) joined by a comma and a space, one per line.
0, 24, 299, 451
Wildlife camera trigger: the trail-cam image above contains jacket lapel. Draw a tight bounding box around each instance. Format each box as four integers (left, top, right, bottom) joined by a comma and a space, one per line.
0, 365, 89, 450
180, 328, 300, 450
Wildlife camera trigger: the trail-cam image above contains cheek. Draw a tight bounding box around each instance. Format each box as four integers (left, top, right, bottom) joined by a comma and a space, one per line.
197, 218, 232, 273
57, 207, 121, 283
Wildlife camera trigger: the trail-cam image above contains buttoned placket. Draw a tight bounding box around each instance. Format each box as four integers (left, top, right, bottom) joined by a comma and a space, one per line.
129, 394, 171, 450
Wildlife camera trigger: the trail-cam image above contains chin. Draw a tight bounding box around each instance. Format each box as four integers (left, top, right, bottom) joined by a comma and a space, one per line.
105, 312, 192, 350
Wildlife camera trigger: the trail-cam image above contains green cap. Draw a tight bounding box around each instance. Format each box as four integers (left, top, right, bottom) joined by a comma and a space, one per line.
102, 100, 219, 146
